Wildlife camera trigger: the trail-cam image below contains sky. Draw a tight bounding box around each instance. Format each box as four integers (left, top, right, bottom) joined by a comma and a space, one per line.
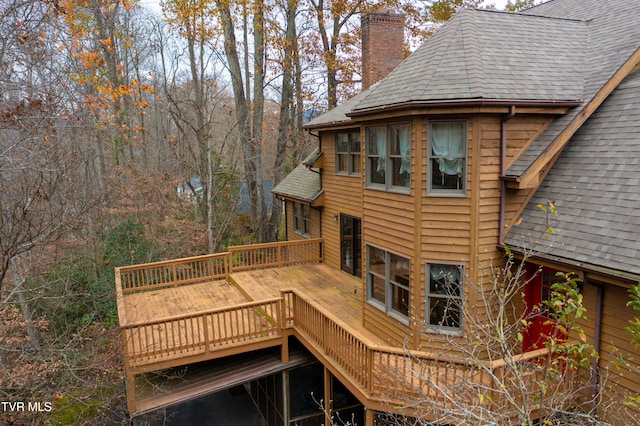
482, 0, 511, 10
141, 1, 517, 16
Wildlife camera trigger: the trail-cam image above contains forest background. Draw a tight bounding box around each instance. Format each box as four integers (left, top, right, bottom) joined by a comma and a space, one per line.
0, 0, 537, 424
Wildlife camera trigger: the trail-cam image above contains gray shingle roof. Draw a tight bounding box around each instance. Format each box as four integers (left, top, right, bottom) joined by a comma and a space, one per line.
272, 150, 322, 202
505, 70, 640, 280
354, 9, 587, 111
305, 89, 370, 129
507, 0, 640, 177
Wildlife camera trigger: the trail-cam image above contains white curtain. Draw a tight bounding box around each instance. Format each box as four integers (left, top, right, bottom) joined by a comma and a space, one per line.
398, 125, 411, 175
431, 122, 464, 176
371, 127, 386, 173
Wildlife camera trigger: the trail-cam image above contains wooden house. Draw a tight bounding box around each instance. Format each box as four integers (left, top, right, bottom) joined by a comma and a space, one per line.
116, 1, 640, 424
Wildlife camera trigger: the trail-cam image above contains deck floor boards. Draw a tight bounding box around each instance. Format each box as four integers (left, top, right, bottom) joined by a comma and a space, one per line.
120, 264, 385, 373
229, 264, 384, 344
123, 280, 249, 325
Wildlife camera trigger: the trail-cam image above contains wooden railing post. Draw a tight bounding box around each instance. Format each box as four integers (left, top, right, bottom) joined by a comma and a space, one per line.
203, 313, 210, 355
277, 242, 282, 267
367, 348, 373, 393
172, 263, 177, 288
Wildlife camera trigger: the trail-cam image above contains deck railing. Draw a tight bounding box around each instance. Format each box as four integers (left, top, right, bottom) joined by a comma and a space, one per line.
117, 239, 322, 371
282, 288, 566, 411
118, 240, 565, 415
121, 297, 283, 369
229, 239, 323, 272
116, 238, 323, 296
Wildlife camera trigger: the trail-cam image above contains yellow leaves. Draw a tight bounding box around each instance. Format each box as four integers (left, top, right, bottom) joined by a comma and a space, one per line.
80, 50, 105, 68
134, 101, 152, 109
99, 37, 114, 50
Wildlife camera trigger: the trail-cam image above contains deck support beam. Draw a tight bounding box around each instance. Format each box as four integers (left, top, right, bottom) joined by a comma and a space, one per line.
281, 335, 289, 364
365, 407, 375, 426
324, 367, 331, 426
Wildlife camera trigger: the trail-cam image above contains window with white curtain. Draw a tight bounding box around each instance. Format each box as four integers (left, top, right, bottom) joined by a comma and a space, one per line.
428, 120, 467, 195
366, 123, 411, 192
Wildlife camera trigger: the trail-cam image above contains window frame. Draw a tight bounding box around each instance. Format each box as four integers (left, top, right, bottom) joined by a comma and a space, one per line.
365, 122, 411, 193
425, 262, 464, 335
335, 130, 361, 176
366, 245, 411, 324
427, 120, 468, 197
292, 202, 311, 237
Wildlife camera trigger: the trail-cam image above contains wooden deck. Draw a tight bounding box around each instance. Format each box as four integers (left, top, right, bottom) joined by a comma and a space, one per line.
229, 264, 385, 345
123, 280, 248, 325
119, 263, 375, 373
116, 239, 565, 417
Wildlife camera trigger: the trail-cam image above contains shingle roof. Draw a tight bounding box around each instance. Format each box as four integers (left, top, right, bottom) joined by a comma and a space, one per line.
272, 150, 322, 202
507, 0, 640, 177
505, 70, 640, 280
305, 89, 370, 129
353, 9, 587, 111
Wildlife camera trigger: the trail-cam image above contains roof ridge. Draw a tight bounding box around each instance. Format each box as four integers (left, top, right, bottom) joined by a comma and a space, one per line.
460, 9, 485, 99
471, 6, 587, 23
414, 17, 464, 101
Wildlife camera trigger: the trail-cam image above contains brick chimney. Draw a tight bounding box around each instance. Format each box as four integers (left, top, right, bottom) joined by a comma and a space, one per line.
361, 8, 404, 90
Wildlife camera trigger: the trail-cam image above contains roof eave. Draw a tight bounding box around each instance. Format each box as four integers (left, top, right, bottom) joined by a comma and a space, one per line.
272, 189, 324, 206
304, 119, 353, 130
346, 98, 583, 117
504, 247, 640, 287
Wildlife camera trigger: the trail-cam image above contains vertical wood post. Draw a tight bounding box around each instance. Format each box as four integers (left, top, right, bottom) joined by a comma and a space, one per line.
203, 313, 210, 354
324, 367, 331, 426
367, 348, 373, 393
122, 327, 137, 414
277, 242, 282, 267
172, 263, 177, 288
365, 406, 375, 426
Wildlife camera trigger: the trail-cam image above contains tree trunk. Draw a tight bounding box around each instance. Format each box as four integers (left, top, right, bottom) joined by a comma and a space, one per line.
251, 0, 268, 242
268, 0, 298, 241
216, 0, 269, 242
10, 257, 41, 353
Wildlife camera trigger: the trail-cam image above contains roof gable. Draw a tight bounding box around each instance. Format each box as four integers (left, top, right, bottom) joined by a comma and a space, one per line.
505, 70, 640, 281
507, 0, 640, 180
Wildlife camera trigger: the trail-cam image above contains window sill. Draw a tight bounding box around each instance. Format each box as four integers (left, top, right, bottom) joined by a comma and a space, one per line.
365, 185, 411, 195
366, 300, 410, 326
423, 325, 463, 337
426, 190, 467, 198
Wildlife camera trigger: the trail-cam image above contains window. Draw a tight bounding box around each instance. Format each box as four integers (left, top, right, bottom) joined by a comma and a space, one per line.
366, 123, 411, 191
539, 268, 566, 317
336, 131, 361, 175
293, 202, 311, 236
426, 263, 463, 333
367, 245, 410, 321
428, 120, 467, 195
